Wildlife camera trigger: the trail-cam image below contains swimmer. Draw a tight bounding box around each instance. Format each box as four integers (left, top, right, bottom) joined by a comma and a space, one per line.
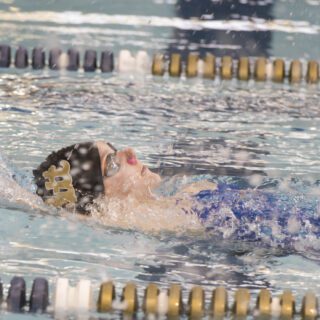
33, 141, 320, 243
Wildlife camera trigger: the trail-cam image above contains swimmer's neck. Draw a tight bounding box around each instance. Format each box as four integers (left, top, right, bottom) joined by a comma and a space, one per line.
103, 180, 217, 204
105, 189, 159, 203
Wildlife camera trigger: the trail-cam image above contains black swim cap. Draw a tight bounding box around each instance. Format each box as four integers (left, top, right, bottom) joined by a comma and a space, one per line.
33, 142, 104, 214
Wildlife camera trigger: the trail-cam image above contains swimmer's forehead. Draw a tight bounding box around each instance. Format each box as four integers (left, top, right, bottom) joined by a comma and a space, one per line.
95, 141, 116, 159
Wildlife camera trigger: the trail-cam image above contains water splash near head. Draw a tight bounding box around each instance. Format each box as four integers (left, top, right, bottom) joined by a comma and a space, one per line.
0, 151, 47, 212
89, 192, 203, 235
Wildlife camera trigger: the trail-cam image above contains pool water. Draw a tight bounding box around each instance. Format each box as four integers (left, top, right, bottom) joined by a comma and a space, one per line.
0, 0, 320, 319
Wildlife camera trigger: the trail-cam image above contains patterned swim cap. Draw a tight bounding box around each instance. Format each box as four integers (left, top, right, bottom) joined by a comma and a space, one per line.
33, 142, 104, 213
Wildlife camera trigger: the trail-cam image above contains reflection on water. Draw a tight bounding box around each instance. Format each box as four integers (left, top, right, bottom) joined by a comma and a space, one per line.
169, 0, 272, 58
0, 0, 319, 58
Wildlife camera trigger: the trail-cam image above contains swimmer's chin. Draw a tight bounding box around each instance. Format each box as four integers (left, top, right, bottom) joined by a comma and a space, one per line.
145, 169, 162, 189
150, 172, 162, 191
137, 172, 162, 201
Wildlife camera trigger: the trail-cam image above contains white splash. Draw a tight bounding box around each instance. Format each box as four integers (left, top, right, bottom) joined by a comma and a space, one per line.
0, 152, 46, 211
90, 194, 204, 234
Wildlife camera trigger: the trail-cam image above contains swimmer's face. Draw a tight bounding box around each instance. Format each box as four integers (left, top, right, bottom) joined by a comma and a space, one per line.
96, 141, 161, 200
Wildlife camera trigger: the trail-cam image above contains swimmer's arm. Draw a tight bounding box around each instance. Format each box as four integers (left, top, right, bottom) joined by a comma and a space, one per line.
0, 174, 50, 214
178, 180, 217, 195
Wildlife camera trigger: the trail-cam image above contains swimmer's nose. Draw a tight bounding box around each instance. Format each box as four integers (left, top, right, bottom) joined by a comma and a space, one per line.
123, 148, 138, 165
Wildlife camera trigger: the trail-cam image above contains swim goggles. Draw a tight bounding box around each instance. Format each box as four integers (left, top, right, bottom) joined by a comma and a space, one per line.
104, 143, 120, 177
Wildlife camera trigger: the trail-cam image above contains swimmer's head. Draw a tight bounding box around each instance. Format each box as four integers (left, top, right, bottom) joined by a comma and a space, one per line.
95, 141, 161, 201
33, 141, 161, 213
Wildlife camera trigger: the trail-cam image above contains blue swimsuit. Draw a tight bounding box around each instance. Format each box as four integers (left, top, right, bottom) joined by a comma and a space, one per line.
192, 184, 320, 247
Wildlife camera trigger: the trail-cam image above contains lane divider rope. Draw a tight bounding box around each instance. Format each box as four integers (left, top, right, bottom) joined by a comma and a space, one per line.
0, 45, 319, 84
0, 277, 319, 318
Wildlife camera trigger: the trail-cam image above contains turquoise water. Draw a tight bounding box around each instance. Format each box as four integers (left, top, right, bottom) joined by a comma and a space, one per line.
0, 0, 320, 319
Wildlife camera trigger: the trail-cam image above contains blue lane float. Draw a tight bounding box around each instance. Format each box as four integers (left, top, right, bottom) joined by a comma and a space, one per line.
6, 276, 27, 313
83, 49, 97, 72
0, 279, 3, 304
32, 47, 45, 70
48, 48, 62, 70
101, 50, 114, 73
14, 46, 28, 69
0, 45, 11, 68
67, 48, 80, 71
29, 277, 49, 313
